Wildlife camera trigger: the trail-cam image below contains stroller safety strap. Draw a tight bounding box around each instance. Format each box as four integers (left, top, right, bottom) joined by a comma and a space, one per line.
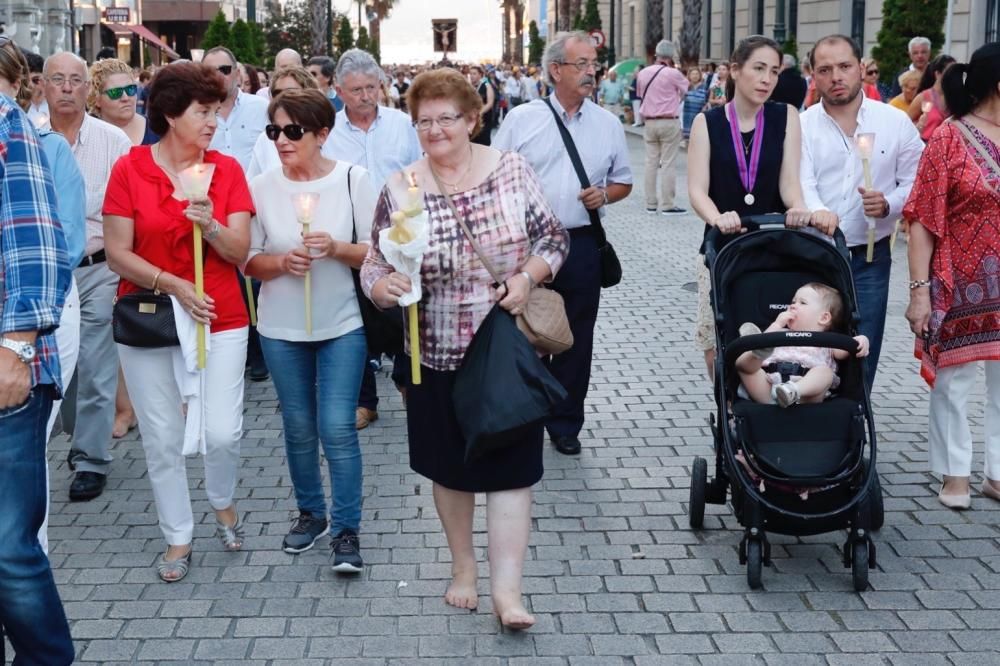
763, 361, 810, 382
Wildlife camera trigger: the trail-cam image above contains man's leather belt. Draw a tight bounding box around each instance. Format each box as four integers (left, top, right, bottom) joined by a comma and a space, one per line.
645, 115, 678, 120
79, 249, 106, 267
848, 236, 889, 257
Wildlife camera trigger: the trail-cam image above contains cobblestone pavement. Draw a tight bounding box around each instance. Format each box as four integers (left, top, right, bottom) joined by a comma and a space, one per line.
38, 134, 1000, 665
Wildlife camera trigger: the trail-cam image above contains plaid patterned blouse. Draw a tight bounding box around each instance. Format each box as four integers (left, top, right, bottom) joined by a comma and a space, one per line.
361, 151, 570, 371
0, 95, 70, 389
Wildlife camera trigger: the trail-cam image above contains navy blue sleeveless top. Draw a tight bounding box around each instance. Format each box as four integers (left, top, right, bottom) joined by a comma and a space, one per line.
701, 101, 788, 252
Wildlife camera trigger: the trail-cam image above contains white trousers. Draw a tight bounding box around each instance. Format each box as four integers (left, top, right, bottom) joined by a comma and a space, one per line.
118, 327, 248, 545
928, 361, 1000, 480
39, 278, 81, 554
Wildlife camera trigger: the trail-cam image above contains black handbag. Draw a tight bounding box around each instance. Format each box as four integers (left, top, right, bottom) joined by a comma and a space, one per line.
112, 290, 180, 348
453, 305, 568, 463
543, 98, 623, 288
347, 166, 405, 356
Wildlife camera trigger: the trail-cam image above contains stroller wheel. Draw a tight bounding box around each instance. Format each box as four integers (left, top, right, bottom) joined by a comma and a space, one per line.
689, 457, 708, 528
851, 540, 870, 592
746, 539, 763, 590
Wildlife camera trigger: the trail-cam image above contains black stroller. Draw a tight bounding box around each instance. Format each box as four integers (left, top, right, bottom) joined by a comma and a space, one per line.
688, 216, 884, 591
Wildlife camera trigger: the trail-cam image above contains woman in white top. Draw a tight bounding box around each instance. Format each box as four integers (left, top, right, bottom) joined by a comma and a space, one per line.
245, 89, 377, 571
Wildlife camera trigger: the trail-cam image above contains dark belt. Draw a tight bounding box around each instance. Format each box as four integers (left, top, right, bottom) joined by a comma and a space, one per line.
763, 361, 810, 382
78, 249, 106, 268
848, 236, 889, 258
568, 225, 597, 237
644, 115, 678, 120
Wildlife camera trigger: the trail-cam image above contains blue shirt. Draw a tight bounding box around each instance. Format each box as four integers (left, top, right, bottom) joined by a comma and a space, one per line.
0, 95, 71, 389
39, 130, 86, 267
326, 106, 422, 190
327, 89, 345, 112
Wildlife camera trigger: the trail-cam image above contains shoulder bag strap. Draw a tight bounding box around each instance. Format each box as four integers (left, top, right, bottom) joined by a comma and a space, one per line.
427, 168, 507, 288
639, 64, 668, 99
346, 165, 359, 243
542, 97, 608, 246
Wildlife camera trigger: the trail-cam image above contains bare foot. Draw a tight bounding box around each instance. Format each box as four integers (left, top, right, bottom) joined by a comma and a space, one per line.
112, 412, 137, 438
444, 567, 478, 610
492, 594, 535, 630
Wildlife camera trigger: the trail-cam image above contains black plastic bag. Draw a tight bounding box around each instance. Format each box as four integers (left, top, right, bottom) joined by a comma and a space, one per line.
351, 268, 404, 356
453, 305, 568, 463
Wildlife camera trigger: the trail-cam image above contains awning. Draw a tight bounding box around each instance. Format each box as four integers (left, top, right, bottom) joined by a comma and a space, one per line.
104, 22, 180, 59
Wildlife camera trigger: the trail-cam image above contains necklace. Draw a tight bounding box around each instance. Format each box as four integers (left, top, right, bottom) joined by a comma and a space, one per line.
972, 112, 1000, 129
741, 131, 754, 155
430, 146, 474, 193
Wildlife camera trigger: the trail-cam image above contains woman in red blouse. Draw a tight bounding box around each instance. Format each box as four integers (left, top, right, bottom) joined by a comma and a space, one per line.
104, 63, 254, 581
904, 43, 1000, 510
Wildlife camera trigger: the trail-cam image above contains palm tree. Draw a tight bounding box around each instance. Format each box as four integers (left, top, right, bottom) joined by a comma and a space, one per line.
645, 0, 663, 56
557, 0, 571, 31
679, 0, 702, 67
310, 0, 326, 56
368, 0, 399, 56
513, 1, 525, 65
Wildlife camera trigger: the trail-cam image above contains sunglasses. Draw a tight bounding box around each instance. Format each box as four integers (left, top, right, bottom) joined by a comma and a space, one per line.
104, 83, 138, 100
866, 69, 879, 75
216, 65, 234, 76
265, 123, 311, 141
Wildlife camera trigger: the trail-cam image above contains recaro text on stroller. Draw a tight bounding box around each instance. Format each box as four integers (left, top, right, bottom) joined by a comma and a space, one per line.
688, 215, 884, 591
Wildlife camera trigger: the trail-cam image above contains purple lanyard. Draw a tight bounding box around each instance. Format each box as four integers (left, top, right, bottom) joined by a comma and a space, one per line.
727, 103, 765, 195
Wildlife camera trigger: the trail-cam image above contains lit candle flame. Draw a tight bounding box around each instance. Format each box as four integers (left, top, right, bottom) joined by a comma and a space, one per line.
855, 133, 875, 159
178, 163, 216, 200
293, 192, 320, 224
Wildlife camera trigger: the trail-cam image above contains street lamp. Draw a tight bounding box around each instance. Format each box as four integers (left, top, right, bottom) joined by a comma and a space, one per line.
774, 0, 786, 45
608, 0, 616, 66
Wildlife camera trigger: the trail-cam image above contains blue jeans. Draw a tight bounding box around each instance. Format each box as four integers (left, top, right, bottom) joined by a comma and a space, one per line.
261, 328, 366, 533
850, 237, 892, 391
0, 386, 74, 666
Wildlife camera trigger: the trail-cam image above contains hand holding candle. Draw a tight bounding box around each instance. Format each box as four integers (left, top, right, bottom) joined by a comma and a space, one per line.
855, 132, 877, 263
292, 192, 321, 335
177, 163, 216, 369
388, 209, 421, 385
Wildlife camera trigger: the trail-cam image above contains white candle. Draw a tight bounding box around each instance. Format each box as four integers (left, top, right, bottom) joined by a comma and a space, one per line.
292, 192, 321, 335
178, 163, 217, 369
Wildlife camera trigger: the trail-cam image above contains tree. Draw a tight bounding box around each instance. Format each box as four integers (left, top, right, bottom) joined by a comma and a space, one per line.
356, 25, 371, 53
578, 0, 605, 62
231, 19, 257, 64
644, 0, 664, 57
201, 11, 232, 50
571, 12, 583, 30
368, 0, 399, 58
782, 33, 799, 60
527, 20, 545, 64
556, 0, 571, 31
251, 21, 268, 65
678, 0, 702, 67
335, 16, 354, 56
264, 0, 314, 66
871, 0, 946, 87
309, 0, 326, 56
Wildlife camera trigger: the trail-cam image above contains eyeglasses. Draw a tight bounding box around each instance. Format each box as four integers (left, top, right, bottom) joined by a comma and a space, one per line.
104, 83, 138, 100
413, 113, 463, 132
265, 123, 311, 141
558, 60, 600, 71
866, 69, 879, 75
216, 65, 234, 76
46, 75, 88, 88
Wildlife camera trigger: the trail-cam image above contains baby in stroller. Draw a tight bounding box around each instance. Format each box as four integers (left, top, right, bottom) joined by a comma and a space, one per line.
736, 282, 869, 408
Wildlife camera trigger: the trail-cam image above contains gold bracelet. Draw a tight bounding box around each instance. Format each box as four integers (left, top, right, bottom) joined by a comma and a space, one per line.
151, 269, 163, 293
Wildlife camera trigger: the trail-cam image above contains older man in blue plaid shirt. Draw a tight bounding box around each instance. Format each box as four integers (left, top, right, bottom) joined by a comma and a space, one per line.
0, 92, 74, 665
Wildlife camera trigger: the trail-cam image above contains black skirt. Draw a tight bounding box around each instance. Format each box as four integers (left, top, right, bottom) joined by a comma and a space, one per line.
405, 361, 543, 493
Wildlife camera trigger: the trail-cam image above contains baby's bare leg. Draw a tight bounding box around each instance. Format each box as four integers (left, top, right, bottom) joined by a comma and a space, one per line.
793, 367, 834, 403
739, 369, 774, 404
735, 350, 763, 374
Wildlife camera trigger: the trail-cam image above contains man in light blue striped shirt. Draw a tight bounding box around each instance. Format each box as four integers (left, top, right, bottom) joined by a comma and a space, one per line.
494, 31, 633, 456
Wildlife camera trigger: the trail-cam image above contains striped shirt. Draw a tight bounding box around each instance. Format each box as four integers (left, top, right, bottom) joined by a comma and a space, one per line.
360, 151, 569, 371
493, 95, 632, 230
0, 94, 71, 389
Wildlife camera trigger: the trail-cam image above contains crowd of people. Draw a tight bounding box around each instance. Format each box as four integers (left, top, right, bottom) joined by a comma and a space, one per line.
0, 26, 998, 662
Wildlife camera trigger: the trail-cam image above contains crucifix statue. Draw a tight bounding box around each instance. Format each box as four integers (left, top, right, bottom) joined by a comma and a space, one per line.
432, 19, 457, 55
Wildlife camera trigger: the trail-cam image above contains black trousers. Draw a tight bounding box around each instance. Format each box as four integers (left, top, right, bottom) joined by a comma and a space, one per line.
238, 271, 268, 373
546, 227, 602, 440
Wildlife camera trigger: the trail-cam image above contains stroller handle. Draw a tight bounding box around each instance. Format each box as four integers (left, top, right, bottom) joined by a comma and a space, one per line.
704, 214, 850, 268
724, 330, 861, 370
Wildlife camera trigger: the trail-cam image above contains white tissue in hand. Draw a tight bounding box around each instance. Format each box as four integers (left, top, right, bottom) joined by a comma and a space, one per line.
378, 211, 429, 307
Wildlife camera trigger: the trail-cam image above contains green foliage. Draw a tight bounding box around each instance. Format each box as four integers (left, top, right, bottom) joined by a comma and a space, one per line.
581, 0, 601, 28
571, 12, 583, 30
250, 22, 268, 65
231, 19, 256, 64
782, 33, 798, 59
528, 20, 545, 64
370, 40, 381, 63
335, 16, 354, 56
356, 25, 370, 52
200, 11, 231, 50
871, 0, 946, 87
264, 0, 314, 66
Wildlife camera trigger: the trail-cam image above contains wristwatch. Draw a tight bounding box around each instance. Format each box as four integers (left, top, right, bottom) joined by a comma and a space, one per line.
0, 337, 37, 364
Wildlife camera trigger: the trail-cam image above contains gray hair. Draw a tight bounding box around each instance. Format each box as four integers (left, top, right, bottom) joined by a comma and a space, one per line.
336, 48, 382, 82
908, 36, 931, 52
655, 39, 676, 59
782, 53, 797, 68
541, 30, 592, 87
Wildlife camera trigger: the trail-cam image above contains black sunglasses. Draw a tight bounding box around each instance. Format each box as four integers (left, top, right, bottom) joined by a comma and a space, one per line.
265, 123, 310, 141
104, 83, 138, 100
216, 65, 234, 76
866, 69, 879, 75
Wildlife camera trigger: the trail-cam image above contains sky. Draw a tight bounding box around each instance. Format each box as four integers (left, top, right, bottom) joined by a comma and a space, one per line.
332, 0, 502, 64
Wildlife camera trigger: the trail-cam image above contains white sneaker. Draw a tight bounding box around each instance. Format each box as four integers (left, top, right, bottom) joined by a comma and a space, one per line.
774, 382, 800, 408
738, 322, 772, 360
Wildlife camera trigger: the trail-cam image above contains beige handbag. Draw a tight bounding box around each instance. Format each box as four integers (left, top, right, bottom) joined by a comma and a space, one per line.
431, 170, 574, 355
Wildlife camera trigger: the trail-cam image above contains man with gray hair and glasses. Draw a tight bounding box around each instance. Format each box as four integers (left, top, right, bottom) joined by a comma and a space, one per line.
326, 48, 421, 430
42, 51, 132, 502
889, 36, 932, 97
635, 39, 689, 215
494, 31, 632, 456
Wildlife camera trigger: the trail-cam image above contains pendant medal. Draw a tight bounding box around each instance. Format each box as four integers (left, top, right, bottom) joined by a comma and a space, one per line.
744, 193, 755, 206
